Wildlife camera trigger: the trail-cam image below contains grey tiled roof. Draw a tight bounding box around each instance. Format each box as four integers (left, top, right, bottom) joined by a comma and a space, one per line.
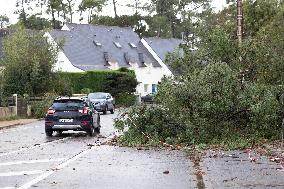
144, 37, 183, 61
49, 24, 160, 71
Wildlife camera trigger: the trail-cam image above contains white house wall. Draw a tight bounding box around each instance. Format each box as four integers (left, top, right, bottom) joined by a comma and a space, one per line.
54, 50, 84, 72
141, 38, 173, 77
45, 32, 84, 73
131, 66, 167, 96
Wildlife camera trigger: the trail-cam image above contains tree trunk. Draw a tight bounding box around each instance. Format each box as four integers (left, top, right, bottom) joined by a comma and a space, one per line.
51, 7, 56, 29
113, 0, 118, 18
61, 2, 66, 22
67, 1, 73, 23
135, 0, 138, 15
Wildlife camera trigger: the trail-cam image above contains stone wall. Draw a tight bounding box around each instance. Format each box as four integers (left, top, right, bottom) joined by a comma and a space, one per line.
0, 106, 17, 118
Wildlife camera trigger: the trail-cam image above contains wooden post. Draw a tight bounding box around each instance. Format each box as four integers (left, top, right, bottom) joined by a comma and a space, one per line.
237, 0, 243, 44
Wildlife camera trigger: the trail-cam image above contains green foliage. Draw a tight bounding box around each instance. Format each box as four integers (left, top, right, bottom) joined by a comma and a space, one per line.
79, 0, 106, 23
91, 15, 148, 37
116, 62, 284, 148
0, 115, 20, 121
31, 93, 57, 118
52, 73, 73, 96
23, 15, 52, 30
61, 70, 138, 97
115, 105, 180, 146
1, 27, 58, 96
81, 88, 92, 94
201, 27, 238, 64
240, 83, 283, 138
115, 93, 137, 107
243, 0, 280, 37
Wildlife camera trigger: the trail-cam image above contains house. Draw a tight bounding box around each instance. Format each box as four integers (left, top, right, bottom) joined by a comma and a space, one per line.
143, 37, 184, 74
47, 23, 182, 96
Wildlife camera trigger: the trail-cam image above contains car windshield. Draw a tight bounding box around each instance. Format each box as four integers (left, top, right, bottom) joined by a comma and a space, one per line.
88, 93, 106, 99
52, 100, 86, 109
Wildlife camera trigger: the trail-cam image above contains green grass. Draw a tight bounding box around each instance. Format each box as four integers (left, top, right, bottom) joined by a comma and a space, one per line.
0, 115, 20, 121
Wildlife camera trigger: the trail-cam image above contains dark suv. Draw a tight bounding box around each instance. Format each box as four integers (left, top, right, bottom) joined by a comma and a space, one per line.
45, 97, 100, 137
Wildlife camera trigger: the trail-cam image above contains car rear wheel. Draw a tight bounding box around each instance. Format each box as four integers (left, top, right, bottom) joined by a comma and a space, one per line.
103, 105, 108, 115
110, 108, 114, 114
45, 130, 53, 137
95, 126, 100, 134
87, 126, 95, 136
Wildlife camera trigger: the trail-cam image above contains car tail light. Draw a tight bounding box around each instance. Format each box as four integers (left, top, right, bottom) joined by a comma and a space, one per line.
45, 121, 54, 124
81, 121, 90, 125
79, 107, 89, 114
47, 109, 55, 114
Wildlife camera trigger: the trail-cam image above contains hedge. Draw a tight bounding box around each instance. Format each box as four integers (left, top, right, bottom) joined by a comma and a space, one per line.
60, 69, 138, 97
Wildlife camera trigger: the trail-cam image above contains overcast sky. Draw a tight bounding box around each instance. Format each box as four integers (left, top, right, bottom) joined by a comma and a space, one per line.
0, 0, 227, 25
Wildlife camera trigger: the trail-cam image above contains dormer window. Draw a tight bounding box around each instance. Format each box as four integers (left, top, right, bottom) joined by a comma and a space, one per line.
114, 42, 122, 48
129, 43, 137, 48
104, 52, 111, 66
93, 40, 102, 46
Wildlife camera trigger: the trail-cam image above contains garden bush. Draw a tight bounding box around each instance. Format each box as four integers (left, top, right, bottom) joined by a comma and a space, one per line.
115, 93, 137, 107
60, 70, 137, 97
31, 93, 57, 118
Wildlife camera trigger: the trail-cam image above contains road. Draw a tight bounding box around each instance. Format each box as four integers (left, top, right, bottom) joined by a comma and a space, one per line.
0, 113, 284, 189
0, 113, 195, 189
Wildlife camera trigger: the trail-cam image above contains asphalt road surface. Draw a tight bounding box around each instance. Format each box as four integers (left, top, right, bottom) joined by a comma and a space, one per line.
0, 113, 195, 189
0, 112, 284, 189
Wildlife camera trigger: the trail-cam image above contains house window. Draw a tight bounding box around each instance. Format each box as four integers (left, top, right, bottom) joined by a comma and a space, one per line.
144, 84, 149, 93
152, 84, 157, 94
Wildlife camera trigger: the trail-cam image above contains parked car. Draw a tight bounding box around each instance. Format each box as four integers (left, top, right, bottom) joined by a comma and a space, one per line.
87, 92, 115, 114
45, 97, 101, 137
141, 93, 155, 104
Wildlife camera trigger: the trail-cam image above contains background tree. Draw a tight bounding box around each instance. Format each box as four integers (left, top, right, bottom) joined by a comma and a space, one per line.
1, 27, 59, 96
0, 15, 10, 28
65, 0, 75, 23
46, 0, 63, 29
112, 0, 118, 18
79, 0, 107, 23
148, 0, 211, 38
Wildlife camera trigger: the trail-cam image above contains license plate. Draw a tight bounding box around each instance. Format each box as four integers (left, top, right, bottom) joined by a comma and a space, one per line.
59, 119, 74, 123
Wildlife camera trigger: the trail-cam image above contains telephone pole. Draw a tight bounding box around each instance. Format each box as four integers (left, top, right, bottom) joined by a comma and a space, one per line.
237, 0, 243, 44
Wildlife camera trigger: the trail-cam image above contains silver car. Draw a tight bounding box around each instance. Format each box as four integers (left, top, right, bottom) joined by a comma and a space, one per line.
87, 92, 115, 114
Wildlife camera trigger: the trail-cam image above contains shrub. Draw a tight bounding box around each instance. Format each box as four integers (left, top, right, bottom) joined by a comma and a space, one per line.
81, 88, 92, 94
31, 93, 57, 118
240, 83, 283, 138
60, 70, 137, 97
115, 93, 137, 107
